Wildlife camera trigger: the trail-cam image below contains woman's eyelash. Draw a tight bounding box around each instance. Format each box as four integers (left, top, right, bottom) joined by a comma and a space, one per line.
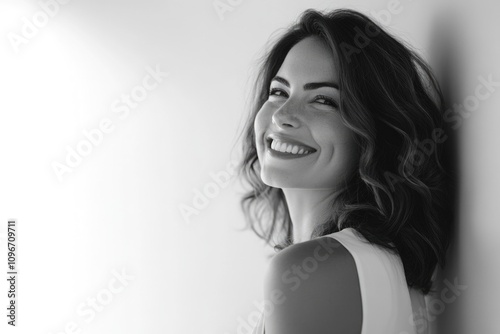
315, 95, 338, 108
268, 88, 287, 97
269, 88, 338, 108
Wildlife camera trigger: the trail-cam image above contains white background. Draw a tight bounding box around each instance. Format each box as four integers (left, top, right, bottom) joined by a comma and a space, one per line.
1, 0, 499, 333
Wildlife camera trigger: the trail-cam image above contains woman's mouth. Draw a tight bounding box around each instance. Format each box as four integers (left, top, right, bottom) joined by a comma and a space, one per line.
266, 138, 317, 159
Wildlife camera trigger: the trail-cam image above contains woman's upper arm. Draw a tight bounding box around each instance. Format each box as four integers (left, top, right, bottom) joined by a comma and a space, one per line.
263, 236, 363, 334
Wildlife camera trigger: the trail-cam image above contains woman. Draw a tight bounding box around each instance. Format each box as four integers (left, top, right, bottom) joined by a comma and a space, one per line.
237, 8, 453, 334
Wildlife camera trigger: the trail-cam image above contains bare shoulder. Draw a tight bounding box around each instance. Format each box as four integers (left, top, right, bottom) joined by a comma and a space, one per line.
264, 236, 362, 334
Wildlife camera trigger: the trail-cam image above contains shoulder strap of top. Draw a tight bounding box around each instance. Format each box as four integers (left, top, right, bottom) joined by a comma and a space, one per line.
326, 227, 429, 334
251, 227, 430, 334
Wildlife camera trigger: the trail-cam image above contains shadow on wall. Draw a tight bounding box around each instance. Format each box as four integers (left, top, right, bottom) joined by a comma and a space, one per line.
427, 7, 462, 334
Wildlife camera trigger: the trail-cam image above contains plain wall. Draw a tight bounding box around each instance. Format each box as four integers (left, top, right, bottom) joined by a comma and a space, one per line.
0, 0, 498, 333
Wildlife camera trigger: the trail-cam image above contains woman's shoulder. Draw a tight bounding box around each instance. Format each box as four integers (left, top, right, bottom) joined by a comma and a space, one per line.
324, 227, 408, 297
267, 231, 359, 275
263, 233, 363, 333
326, 227, 423, 333
266, 233, 362, 291
324, 227, 402, 266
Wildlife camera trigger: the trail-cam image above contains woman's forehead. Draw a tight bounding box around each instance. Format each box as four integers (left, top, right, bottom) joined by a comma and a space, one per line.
276, 36, 340, 84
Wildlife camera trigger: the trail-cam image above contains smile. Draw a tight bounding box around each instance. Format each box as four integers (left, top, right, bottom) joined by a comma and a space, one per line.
271, 139, 313, 154
266, 138, 317, 159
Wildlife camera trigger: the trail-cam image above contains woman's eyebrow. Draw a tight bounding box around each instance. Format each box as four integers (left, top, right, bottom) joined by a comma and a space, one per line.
271, 76, 339, 90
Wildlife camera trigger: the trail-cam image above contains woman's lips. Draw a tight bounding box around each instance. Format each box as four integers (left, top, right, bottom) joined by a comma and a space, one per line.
266, 134, 317, 152
265, 136, 317, 159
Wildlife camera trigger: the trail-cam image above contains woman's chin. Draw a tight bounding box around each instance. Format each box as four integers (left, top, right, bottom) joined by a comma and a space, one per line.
260, 172, 303, 189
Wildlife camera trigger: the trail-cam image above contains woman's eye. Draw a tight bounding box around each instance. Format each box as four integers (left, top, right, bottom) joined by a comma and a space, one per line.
267, 89, 338, 109
268, 88, 288, 98
315, 95, 338, 108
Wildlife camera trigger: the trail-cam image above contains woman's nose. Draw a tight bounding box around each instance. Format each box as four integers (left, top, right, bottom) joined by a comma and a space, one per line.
271, 101, 300, 128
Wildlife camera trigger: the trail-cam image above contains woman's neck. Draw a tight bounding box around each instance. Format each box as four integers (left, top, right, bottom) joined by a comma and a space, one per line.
282, 188, 341, 244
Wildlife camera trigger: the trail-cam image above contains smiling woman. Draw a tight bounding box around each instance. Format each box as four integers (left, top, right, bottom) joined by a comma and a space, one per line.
237, 8, 453, 334
254, 36, 359, 196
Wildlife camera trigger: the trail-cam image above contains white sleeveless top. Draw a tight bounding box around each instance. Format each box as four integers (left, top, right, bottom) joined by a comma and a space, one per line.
252, 227, 431, 334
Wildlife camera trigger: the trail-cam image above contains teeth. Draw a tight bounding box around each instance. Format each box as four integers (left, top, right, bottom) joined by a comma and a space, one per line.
269, 139, 312, 155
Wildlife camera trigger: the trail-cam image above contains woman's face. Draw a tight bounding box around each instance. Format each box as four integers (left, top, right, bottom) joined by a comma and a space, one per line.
254, 36, 359, 189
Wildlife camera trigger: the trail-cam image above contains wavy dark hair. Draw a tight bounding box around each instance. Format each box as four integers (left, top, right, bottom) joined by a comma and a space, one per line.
237, 8, 454, 295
